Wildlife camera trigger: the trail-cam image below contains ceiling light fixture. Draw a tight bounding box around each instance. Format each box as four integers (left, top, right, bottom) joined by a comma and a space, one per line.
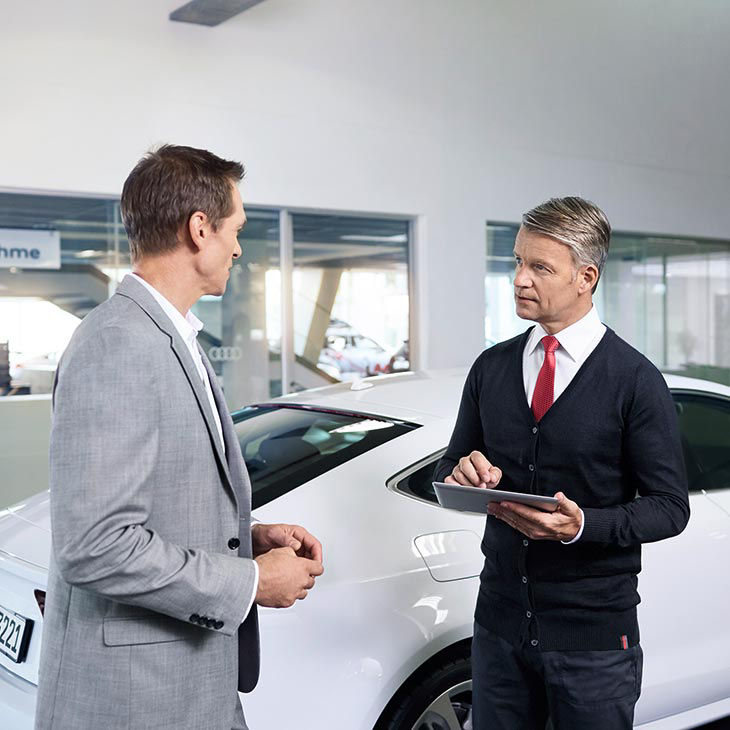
170, 0, 267, 26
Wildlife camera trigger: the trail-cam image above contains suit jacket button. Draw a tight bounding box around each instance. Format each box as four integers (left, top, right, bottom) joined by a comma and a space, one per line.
197, 615, 207, 625
205, 618, 215, 628
190, 613, 200, 623
215, 620, 224, 630
228, 537, 241, 550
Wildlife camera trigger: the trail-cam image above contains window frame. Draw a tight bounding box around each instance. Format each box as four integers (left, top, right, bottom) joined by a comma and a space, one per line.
387, 447, 446, 508
280, 207, 416, 394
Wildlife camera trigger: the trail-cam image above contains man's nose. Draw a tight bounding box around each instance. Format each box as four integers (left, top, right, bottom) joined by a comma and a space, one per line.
233, 240, 242, 259
514, 267, 530, 289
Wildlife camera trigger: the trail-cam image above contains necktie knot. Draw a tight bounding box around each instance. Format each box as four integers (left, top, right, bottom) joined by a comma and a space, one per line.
541, 335, 560, 355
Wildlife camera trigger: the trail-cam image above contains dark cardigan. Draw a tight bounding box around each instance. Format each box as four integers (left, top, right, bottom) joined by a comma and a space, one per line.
435, 327, 690, 650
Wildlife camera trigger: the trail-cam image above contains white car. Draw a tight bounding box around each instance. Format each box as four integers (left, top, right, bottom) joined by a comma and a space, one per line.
318, 319, 393, 380
1, 370, 729, 730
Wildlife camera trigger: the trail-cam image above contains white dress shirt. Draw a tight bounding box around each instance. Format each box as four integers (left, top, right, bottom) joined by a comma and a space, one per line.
130, 274, 259, 616
522, 306, 606, 544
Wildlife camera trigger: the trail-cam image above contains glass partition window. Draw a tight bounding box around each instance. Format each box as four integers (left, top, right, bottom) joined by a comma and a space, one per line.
192, 209, 281, 407
600, 233, 730, 385
291, 213, 410, 386
1, 192, 412, 404
486, 222, 730, 387
0, 192, 128, 396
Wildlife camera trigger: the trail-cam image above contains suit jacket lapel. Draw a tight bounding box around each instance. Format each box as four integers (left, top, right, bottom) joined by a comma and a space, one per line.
115, 275, 234, 494
199, 349, 251, 513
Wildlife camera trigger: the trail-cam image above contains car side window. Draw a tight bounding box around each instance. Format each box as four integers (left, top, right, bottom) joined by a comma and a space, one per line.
393, 451, 445, 504
673, 392, 730, 493
234, 405, 419, 508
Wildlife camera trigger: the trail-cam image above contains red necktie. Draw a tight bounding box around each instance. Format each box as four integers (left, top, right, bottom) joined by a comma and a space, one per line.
531, 335, 560, 422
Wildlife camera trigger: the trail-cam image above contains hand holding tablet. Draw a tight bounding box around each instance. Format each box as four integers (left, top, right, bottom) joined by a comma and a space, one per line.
433, 481, 559, 514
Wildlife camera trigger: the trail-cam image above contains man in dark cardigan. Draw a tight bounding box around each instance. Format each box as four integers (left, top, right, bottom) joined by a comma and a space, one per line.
435, 196, 689, 730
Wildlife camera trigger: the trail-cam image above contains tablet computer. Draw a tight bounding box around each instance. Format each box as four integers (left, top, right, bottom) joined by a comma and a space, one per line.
432, 481, 559, 514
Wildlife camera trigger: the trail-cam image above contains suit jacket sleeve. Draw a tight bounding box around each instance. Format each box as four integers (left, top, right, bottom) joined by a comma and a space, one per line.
50, 326, 256, 637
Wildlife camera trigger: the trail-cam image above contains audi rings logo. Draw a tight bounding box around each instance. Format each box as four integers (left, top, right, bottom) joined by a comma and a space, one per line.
208, 346, 243, 362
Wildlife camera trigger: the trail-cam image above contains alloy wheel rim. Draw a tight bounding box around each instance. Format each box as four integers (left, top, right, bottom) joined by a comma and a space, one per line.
410, 679, 473, 730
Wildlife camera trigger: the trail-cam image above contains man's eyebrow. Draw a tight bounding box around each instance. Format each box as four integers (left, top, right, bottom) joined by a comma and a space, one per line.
513, 252, 553, 269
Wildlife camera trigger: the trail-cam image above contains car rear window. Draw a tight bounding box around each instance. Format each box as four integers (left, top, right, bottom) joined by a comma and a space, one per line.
232, 405, 419, 508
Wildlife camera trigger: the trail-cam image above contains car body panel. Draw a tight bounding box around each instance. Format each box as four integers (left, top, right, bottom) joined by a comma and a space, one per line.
0, 549, 46, 686
635, 493, 730, 723
0, 370, 729, 729
0, 661, 36, 730
414, 530, 484, 582
0, 508, 50, 571
3, 494, 52, 534
247, 424, 483, 728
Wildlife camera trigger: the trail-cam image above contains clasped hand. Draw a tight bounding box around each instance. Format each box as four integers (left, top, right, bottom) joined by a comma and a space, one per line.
445, 451, 582, 542
253, 523, 324, 608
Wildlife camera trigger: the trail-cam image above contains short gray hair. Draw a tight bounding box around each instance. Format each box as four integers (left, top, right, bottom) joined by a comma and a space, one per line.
521, 196, 611, 289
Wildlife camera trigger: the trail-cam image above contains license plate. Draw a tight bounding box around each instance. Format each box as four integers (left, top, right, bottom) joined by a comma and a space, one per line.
0, 603, 34, 664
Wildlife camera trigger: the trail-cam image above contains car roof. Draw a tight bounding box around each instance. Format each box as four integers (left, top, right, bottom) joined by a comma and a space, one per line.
246, 369, 730, 425
251, 370, 467, 423
663, 373, 730, 398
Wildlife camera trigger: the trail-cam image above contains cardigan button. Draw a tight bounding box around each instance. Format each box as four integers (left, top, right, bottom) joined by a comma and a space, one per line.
532, 427, 538, 434
528, 464, 535, 472
531, 639, 539, 647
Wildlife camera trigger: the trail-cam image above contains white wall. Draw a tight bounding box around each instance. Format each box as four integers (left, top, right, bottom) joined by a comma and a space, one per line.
1, 0, 729, 369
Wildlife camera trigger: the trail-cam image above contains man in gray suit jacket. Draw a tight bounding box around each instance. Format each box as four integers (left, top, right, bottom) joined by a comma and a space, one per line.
35, 145, 324, 730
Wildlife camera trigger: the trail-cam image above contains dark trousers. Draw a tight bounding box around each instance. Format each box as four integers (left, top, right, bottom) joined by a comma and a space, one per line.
471, 622, 643, 730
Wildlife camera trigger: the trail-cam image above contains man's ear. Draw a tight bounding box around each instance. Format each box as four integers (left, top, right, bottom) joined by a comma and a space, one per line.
578, 264, 599, 294
187, 211, 209, 252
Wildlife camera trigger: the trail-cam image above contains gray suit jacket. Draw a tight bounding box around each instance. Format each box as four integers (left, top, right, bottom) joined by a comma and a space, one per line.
35, 275, 260, 730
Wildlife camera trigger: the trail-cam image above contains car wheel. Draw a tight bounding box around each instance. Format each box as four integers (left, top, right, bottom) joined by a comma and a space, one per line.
378, 654, 473, 730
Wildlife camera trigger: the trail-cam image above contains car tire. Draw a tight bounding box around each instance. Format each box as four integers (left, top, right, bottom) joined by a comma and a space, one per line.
376, 651, 473, 730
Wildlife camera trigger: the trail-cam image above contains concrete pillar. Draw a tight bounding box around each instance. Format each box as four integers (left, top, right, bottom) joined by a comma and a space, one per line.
302, 268, 342, 365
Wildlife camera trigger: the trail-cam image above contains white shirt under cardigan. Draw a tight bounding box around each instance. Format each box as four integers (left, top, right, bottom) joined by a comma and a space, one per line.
521, 305, 607, 544
129, 273, 258, 616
